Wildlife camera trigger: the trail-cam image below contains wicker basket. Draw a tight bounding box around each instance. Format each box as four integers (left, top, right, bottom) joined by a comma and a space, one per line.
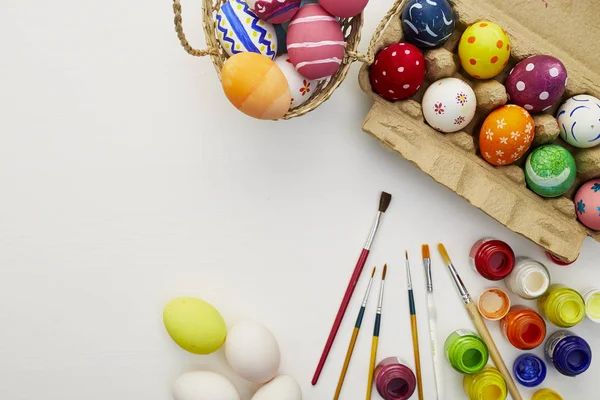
172, 0, 405, 120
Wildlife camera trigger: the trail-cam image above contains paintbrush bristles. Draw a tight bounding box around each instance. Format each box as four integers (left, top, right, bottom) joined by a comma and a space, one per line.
371, 267, 376, 277
405, 250, 409, 260
438, 243, 451, 265
422, 244, 430, 259
382, 264, 388, 280
379, 192, 392, 213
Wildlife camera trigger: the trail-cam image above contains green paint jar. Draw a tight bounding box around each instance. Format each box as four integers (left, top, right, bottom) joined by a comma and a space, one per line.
445, 329, 489, 374
463, 367, 507, 400
538, 284, 585, 328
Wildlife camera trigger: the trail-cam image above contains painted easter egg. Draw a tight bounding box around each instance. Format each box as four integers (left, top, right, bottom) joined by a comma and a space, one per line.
557, 95, 600, 148
525, 144, 577, 197
275, 54, 317, 108
575, 179, 600, 230
163, 297, 227, 355
320, 0, 368, 18
221, 52, 291, 120
479, 105, 534, 166
225, 320, 281, 383
287, 4, 345, 80
246, 0, 301, 24
458, 21, 511, 79
369, 43, 426, 101
401, 0, 455, 48
173, 371, 240, 400
216, 0, 278, 59
506, 55, 567, 113
422, 77, 477, 133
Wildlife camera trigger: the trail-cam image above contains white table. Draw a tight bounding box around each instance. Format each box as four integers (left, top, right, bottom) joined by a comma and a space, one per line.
0, 0, 597, 399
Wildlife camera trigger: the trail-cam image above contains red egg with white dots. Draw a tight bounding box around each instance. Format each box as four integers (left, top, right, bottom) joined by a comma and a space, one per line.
369, 43, 426, 101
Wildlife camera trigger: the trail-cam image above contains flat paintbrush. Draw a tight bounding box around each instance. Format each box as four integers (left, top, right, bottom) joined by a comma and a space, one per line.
422, 244, 442, 400
366, 264, 387, 400
405, 251, 424, 400
437, 244, 523, 400
333, 267, 376, 400
312, 192, 392, 385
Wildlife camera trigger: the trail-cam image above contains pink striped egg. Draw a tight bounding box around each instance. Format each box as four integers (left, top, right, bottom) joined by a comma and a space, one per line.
287, 4, 345, 80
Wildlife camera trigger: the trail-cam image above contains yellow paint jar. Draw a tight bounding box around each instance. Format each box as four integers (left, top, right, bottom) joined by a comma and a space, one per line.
463, 367, 507, 400
537, 284, 585, 328
532, 388, 563, 400
582, 288, 600, 323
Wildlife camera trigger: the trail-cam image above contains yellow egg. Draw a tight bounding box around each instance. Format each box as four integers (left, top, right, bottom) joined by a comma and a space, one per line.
221, 52, 291, 120
163, 297, 226, 354
458, 21, 511, 79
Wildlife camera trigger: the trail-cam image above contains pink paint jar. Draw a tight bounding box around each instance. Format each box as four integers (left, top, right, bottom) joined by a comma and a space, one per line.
469, 238, 515, 281
374, 357, 417, 400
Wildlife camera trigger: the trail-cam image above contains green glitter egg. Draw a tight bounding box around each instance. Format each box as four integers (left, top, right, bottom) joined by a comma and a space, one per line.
525, 144, 577, 197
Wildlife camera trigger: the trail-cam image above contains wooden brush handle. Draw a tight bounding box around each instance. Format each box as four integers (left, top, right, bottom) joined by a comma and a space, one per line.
465, 302, 523, 400
410, 315, 424, 400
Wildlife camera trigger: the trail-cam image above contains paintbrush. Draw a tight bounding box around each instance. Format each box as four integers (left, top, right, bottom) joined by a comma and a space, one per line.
333, 267, 376, 400
422, 244, 442, 400
437, 244, 523, 400
312, 192, 392, 385
406, 251, 424, 400
367, 264, 387, 400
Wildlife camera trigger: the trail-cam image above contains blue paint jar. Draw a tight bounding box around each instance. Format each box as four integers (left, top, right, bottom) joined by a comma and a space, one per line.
513, 353, 546, 387
545, 330, 592, 377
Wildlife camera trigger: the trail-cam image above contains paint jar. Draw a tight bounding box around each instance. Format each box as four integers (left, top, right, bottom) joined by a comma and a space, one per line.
545, 330, 592, 377
537, 284, 585, 328
582, 288, 600, 323
504, 257, 550, 299
532, 389, 563, 400
478, 288, 511, 321
546, 251, 577, 266
513, 353, 546, 387
463, 367, 507, 400
500, 305, 546, 350
444, 330, 489, 374
374, 357, 416, 400
469, 238, 515, 280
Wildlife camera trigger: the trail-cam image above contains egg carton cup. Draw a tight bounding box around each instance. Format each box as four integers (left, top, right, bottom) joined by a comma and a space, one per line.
358, 0, 600, 262
172, 0, 406, 119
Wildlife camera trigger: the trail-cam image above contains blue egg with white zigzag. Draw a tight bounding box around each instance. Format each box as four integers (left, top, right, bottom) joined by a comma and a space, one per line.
216, 0, 278, 59
558, 95, 600, 149
401, 0, 455, 49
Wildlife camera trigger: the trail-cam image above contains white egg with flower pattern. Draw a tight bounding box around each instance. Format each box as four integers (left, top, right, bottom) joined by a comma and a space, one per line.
422, 77, 477, 133
558, 95, 600, 148
275, 54, 317, 108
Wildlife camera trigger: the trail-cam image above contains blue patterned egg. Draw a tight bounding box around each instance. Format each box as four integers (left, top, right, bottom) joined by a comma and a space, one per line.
401, 0, 455, 48
216, 0, 278, 59
557, 94, 600, 149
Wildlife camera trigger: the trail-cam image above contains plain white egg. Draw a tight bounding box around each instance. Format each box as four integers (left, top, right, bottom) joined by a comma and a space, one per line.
225, 320, 281, 383
173, 371, 240, 400
251, 375, 302, 400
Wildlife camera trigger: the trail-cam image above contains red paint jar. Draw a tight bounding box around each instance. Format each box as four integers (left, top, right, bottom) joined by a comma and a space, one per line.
469, 238, 515, 281
501, 305, 547, 350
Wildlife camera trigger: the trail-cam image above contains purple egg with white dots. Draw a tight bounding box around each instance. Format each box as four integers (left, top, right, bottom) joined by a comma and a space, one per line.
506, 55, 567, 113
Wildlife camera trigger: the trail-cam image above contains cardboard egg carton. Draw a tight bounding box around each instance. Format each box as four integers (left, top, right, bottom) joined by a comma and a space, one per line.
358, 0, 600, 262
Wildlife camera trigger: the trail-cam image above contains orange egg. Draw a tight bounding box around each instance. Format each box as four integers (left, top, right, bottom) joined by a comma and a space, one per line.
221, 52, 291, 120
479, 105, 534, 166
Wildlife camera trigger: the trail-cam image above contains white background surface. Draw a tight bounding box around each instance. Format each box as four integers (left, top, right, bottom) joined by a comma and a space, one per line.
0, 0, 598, 399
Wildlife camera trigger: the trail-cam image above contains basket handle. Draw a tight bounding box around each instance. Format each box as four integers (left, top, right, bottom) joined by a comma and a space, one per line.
347, 0, 406, 65
173, 0, 219, 57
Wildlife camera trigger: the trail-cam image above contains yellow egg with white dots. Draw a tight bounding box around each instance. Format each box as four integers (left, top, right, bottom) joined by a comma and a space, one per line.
458, 21, 511, 79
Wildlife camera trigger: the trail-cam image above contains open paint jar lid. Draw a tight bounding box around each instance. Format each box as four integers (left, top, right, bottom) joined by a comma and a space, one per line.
582, 288, 600, 323
478, 288, 511, 320
532, 389, 563, 400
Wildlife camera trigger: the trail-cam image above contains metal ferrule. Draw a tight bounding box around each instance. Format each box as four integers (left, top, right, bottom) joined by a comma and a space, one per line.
364, 211, 382, 250
376, 280, 386, 312
361, 278, 375, 307
406, 260, 413, 290
424, 258, 433, 292
447, 262, 471, 304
